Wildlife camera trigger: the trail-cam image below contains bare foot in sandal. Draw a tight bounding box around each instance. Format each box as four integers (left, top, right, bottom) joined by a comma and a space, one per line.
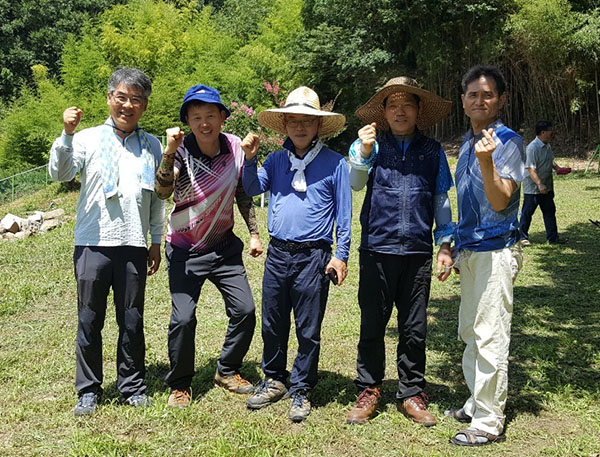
443, 407, 472, 423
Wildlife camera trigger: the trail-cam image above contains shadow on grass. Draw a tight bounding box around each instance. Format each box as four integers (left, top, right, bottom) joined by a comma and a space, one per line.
381, 220, 600, 426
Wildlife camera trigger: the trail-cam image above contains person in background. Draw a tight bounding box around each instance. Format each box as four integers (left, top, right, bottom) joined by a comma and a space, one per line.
520, 120, 568, 246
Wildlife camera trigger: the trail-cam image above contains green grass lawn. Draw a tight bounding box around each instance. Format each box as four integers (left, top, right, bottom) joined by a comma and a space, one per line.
1, 171, 599, 456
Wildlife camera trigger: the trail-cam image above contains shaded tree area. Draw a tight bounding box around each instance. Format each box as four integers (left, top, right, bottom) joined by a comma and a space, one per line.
0, 0, 125, 102
297, 0, 600, 152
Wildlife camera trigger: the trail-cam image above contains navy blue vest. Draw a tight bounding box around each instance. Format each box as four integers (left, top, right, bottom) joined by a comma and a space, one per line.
360, 131, 440, 255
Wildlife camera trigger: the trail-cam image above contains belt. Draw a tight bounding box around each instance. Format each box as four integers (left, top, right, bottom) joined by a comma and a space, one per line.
269, 237, 329, 253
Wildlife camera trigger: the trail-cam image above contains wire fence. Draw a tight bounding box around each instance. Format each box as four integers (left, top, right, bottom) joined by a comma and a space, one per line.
0, 165, 50, 204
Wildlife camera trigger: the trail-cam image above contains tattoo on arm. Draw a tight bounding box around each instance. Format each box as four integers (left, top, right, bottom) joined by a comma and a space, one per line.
155, 155, 176, 200
235, 178, 258, 234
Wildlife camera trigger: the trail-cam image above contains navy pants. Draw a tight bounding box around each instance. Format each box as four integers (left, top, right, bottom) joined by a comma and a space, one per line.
355, 250, 432, 400
73, 245, 148, 398
261, 242, 331, 394
520, 191, 559, 242
165, 237, 256, 390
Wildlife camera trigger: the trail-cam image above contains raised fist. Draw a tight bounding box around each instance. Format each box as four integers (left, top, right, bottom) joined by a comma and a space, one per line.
165, 127, 185, 156
358, 123, 377, 156
241, 133, 260, 160
63, 107, 83, 135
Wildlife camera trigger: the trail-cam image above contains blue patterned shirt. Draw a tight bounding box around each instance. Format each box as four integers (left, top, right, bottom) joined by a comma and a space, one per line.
454, 120, 526, 251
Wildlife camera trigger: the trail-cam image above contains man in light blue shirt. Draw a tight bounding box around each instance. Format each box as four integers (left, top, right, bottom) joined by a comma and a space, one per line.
242, 86, 351, 422
48, 68, 164, 417
520, 120, 567, 245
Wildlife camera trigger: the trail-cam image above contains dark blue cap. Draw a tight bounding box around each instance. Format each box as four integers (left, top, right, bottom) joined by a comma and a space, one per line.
179, 84, 231, 123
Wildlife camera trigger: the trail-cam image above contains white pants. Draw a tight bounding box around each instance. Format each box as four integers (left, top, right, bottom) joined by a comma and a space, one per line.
457, 244, 522, 435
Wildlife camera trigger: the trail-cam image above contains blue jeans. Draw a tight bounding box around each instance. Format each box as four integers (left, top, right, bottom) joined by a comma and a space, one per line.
520, 192, 558, 242
260, 242, 331, 393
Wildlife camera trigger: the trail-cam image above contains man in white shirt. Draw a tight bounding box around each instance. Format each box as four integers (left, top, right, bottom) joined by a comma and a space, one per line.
48, 67, 165, 416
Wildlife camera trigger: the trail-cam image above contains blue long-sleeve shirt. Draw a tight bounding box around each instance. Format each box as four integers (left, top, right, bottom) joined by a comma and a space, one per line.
242, 142, 352, 262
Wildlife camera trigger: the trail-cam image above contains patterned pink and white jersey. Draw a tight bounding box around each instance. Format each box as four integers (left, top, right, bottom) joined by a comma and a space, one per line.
166, 133, 244, 254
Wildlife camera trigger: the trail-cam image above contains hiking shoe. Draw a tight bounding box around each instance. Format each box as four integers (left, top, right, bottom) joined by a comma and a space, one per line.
289, 389, 311, 422
167, 388, 192, 408
520, 239, 531, 247
346, 386, 381, 424
246, 378, 288, 410
74, 392, 100, 417
398, 392, 437, 427
214, 371, 255, 394
126, 393, 151, 408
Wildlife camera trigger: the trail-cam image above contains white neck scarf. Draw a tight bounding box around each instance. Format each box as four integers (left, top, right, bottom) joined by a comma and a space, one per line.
287, 140, 323, 192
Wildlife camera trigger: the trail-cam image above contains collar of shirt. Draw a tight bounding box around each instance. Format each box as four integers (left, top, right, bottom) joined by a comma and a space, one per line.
104, 116, 141, 144
184, 132, 232, 160
465, 119, 504, 142
532, 136, 547, 148
283, 136, 319, 158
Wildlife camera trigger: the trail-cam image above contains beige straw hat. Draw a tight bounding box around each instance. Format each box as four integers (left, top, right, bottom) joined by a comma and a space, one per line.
355, 77, 451, 130
258, 86, 346, 137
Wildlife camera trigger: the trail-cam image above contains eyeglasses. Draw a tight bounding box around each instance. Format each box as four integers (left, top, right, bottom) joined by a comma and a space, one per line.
285, 118, 318, 129
111, 92, 145, 107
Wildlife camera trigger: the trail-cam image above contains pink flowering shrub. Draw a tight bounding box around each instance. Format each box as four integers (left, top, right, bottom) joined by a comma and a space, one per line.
225, 99, 285, 163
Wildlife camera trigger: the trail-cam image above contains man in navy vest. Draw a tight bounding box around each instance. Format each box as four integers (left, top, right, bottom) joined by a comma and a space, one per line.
345, 77, 454, 426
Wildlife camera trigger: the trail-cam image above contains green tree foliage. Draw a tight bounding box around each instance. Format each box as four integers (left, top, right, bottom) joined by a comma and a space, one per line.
505, 0, 600, 143
0, 0, 124, 101
297, 0, 513, 147
0, 0, 303, 172
0, 66, 69, 173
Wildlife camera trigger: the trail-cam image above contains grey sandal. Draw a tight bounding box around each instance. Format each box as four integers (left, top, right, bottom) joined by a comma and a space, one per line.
450, 428, 506, 446
443, 408, 472, 423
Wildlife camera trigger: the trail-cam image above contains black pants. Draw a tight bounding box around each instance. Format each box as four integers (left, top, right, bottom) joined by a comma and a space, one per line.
355, 250, 432, 400
165, 237, 256, 390
520, 191, 559, 242
261, 242, 331, 393
73, 245, 148, 398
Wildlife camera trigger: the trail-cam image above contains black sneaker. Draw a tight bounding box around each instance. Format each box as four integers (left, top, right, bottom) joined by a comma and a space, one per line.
246, 378, 288, 410
126, 393, 151, 408
289, 389, 311, 422
74, 392, 100, 417
549, 238, 568, 245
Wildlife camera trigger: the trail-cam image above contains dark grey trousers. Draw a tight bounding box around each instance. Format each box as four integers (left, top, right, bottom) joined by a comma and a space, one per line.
165, 236, 256, 390
73, 245, 148, 398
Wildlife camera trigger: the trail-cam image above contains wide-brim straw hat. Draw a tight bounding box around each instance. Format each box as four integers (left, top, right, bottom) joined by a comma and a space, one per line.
258, 86, 346, 137
355, 77, 451, 130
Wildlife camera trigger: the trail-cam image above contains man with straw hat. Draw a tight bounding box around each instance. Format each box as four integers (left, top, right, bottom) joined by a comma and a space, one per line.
345, 77, 455, 426
155, 84, 263, 408
241, 86, 351, 422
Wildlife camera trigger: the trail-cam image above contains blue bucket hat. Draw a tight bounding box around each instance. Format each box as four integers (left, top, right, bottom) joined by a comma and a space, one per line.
179, 84, 231, 123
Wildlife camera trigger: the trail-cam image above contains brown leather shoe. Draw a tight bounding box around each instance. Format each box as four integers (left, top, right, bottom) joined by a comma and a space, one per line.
398, 392, 437, 427
346, 386, 381, 424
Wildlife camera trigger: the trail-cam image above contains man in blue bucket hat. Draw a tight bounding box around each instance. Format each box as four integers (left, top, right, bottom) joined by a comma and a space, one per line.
155, 84, 263, 408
